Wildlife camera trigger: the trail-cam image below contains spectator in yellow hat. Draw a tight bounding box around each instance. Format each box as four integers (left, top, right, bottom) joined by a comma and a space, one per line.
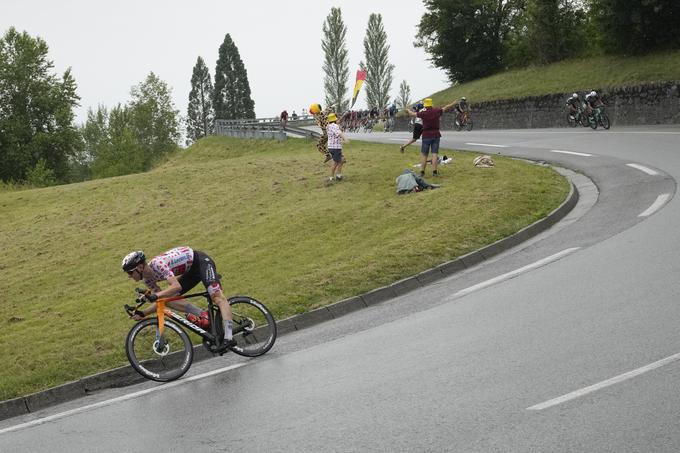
406, 98, 455, 177
326, 112, 349, 182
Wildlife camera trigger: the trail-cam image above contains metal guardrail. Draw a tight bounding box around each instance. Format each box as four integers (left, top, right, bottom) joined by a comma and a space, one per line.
215, 115, 319, 139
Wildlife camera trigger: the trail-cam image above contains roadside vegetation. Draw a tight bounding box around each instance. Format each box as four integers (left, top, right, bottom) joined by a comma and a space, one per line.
0, 136, 569, 400
427, 50, 680, 106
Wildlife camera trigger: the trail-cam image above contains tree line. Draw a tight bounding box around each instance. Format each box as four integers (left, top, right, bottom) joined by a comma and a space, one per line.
0, 28, 255, 186
415, 0, 680, 84
320, 2, 680, 113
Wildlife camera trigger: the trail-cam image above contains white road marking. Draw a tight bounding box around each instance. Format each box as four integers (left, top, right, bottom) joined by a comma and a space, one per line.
527, 352, 680, 411
0, 362, 247, 435
626, 163, 659, 176
453, 248, 580, 298
638, 193, 671, 217
465, 142, 509, 148
550, 150, 593, 157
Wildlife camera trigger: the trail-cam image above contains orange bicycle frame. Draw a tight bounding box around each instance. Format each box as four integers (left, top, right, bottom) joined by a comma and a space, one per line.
154, 295, 184, 336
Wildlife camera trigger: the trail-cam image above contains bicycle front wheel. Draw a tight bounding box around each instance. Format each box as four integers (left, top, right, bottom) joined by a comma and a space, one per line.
600, 112, 611, 130
228, 296, 277, 357
126, 318, 193, 382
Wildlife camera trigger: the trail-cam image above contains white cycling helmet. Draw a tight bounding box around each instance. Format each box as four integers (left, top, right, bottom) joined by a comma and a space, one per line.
572, 93, 578, 98
590, 90, 597, 96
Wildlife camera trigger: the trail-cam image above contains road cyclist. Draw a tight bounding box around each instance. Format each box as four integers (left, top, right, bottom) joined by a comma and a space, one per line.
122, 247, 236, 349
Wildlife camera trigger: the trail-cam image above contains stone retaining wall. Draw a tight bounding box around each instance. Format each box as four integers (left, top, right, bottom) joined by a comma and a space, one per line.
395, 81, 680, 130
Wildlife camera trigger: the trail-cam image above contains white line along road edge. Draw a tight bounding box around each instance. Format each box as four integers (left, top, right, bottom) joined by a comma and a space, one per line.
452, 247, 580, 299
550, 150, 593, 157
639, 193, 671, 217
527, 352, 680, 411
465, 142, 509, 148
0, 362, 248, 435
627, 163, 659, 176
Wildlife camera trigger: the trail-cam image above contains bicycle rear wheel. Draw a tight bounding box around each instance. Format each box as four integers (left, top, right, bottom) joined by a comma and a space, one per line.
126, 318, 193, 382
465, 118, 474, 131
228, 296, 277, 357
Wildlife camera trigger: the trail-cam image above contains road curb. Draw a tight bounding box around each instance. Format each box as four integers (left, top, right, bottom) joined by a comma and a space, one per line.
0, 173, 578, 422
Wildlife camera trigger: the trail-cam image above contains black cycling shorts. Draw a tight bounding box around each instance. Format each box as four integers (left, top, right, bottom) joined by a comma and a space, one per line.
412, 123, 423, 140
177, 250, 221, 295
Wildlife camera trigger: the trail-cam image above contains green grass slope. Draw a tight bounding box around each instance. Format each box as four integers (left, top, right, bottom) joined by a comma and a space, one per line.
428, 50, 680, 105
0, 136, 569, 400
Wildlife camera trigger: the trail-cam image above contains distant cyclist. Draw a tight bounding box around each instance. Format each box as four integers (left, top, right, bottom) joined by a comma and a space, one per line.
454, 97, 469, 126
388, 102, 398, 118
566, 93, 582, 119
584, 90, 603, 115
121, 247, 236, 348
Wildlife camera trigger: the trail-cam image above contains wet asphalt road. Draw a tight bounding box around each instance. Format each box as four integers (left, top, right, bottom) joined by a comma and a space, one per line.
1, 126, 680, 452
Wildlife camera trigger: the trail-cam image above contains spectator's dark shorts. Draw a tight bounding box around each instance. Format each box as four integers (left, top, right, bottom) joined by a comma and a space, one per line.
178, 250, 221, 296
329, 148, 343, 163
412, 123, 423, 140
421, 137, 440, 156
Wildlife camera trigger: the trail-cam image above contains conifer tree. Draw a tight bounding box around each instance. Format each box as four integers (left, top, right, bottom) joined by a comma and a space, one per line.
396, 80, 412, 108
322, 7, 350, 112
187, 56, 214, 143
360, 13, 394, 110
214, 34, 255, 119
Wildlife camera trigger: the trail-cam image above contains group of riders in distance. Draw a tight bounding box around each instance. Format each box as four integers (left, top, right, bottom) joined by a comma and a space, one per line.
566, 89, 611, 130
337, 97, 472, 133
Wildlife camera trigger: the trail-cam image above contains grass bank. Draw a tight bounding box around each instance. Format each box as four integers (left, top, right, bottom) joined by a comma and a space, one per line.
429, 50, 680, 105
0, 136, 569, 400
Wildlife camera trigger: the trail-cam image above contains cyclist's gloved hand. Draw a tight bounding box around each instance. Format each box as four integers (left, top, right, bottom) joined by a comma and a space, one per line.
131, 309, 146, 321
145, 293, 158, 302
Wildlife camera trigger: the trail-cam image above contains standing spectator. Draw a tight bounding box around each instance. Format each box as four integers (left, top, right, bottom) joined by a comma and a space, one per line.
326, 112, 348, 181
291, 110, 298, 120
406, 98, 455, 177
280, 110, 288, 129
310, 103, 332, 163
400, 100, 424, 153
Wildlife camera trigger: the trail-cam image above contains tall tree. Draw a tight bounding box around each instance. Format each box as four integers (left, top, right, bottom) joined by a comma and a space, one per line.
524, 0, 587, 64
589, 0, 680, 55
89, 104, 146, 178
79, 105, 108, 166
416, 0, 524, 83
187, 56, 214, 143
322, 7, 350, 112
214, 34, 255, 120
129, 72, 181, 164
396, 80, 412, 108
0, 27, 82, 183
360, 13, 395, 110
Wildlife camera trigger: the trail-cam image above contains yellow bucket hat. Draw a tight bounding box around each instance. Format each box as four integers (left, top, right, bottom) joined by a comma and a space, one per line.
423, 98, 433, 107
327, 112, 337, 122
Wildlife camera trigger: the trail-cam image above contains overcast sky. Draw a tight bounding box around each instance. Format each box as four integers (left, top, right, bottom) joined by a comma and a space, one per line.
2, 1, 450, 126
